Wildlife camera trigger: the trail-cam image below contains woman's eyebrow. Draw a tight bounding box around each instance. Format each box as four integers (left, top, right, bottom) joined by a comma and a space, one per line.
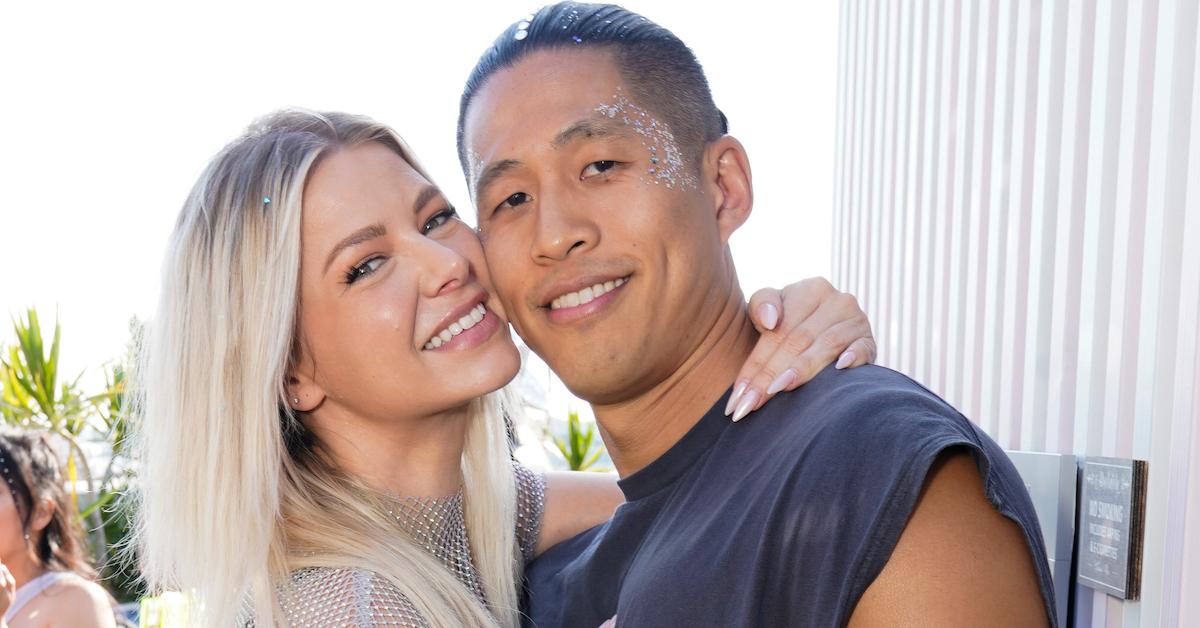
323, 223, 387, 275
411, 184, 441, 215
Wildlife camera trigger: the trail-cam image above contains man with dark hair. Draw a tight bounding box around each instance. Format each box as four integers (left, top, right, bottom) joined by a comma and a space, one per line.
456, 3, 726, 186
458, 3, 1057, 626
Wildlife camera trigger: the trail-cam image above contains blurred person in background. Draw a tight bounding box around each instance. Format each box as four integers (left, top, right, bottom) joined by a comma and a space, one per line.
0, 429, 116, 627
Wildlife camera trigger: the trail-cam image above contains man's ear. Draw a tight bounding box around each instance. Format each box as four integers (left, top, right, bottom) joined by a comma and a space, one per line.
703, 136, 753, 245
285, 342, 327, 413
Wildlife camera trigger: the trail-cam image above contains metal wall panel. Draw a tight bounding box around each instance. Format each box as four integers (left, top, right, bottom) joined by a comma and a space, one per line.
833, 1, 1200, 625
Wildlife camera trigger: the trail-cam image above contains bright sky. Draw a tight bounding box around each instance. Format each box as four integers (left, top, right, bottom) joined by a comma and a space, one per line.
0, 0, 837, 394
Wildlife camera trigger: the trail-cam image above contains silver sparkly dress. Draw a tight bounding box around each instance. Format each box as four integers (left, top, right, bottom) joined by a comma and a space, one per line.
273, 465, 545, 627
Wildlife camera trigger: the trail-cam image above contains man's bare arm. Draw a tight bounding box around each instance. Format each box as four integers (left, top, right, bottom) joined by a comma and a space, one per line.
848, 452, 1049, 627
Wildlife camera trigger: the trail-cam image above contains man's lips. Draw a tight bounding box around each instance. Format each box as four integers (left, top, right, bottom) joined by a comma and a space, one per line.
543, 276, 631, 324
540, 275, 632, 309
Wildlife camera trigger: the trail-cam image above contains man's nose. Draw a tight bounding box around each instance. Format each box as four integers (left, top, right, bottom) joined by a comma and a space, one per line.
531, 193, 599, 263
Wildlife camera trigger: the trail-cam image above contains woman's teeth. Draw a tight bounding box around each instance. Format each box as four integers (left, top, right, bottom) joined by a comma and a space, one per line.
550, 277, 627, 310
423, 304, 486, 350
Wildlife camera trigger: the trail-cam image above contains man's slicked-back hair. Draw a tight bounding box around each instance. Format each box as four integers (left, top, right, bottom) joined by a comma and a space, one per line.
456, 2, 728, 176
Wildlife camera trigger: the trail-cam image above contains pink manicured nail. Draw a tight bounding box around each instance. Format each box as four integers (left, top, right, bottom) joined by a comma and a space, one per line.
836, 350, 856, 369
760, 303, 779, 330
732, 389, 761, 422
766, 369, 796, 396
725, 380, 748, 416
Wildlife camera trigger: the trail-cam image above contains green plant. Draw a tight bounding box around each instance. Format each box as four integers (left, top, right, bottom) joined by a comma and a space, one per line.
550, 410, 607, 472
0, 308, 132, 594
98, 495, 145, 603
90, 360, 144, 603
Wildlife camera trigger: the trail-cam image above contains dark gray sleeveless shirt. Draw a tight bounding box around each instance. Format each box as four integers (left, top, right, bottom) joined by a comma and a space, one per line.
522, 364, 1056, 627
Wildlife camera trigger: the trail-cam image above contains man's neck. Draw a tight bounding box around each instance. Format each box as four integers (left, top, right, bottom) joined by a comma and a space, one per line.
305, 404, 470, 497
592, 297, 757, 477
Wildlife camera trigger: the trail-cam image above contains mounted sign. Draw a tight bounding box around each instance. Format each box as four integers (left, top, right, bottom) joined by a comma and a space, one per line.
1076, 457, 1148, 600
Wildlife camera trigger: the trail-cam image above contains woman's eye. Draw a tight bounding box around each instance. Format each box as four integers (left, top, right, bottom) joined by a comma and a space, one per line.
421, 208, 459, 235
495, 192, 532, 213
582, 160, 618, 178
344, 256, 386, 285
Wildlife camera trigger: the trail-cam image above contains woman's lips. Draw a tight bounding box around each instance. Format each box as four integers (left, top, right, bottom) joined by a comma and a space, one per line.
423, 304, 500, 352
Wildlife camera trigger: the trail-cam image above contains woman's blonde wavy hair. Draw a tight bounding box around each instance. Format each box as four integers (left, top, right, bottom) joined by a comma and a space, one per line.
130, 110, 520, 627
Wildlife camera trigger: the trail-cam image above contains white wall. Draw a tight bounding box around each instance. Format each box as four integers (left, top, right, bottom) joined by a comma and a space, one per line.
832, 0, 1200, 625
0, 1, 836, 392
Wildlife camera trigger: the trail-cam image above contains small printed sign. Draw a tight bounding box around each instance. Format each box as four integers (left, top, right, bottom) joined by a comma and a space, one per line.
1076, 457, 1147, 600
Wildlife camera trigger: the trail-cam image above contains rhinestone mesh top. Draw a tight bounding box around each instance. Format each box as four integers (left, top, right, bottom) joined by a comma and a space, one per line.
269, 464, 545, 627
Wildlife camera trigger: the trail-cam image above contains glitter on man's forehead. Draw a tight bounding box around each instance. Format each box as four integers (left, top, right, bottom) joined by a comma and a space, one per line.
593, 88, 697, 190
466, 148, 486, 195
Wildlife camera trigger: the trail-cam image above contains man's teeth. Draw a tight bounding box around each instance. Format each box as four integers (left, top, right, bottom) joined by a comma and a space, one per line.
550, 277, 627, 310
423, 304, 486, 350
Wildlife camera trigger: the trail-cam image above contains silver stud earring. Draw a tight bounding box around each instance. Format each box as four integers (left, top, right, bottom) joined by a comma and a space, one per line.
292, 397, 300, 405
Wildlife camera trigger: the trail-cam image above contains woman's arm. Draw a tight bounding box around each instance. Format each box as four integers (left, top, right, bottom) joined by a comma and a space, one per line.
731, 277, 875, 421
535, 470, 624, 557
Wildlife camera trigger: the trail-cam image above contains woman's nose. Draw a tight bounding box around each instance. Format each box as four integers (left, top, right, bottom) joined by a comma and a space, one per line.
417, 238, 472, 297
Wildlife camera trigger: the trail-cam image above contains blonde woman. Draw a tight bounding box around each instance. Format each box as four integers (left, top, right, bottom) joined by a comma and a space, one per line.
132, 110, 874, 626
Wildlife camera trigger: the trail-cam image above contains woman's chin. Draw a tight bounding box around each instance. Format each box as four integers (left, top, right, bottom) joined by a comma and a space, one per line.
478, 338, 523, 394
432, 338, 523, 406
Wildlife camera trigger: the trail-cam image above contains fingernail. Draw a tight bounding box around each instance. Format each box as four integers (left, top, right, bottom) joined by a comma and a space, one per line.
732, 389, 760, 422
760, 303, 779, 330
725, 380, 748, 416
836, 350, 855, 369
766, 369, 796, 396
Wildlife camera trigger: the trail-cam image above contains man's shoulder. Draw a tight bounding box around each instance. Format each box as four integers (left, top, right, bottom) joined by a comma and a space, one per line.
751, 364, 980, 455
718, 364, 993, 503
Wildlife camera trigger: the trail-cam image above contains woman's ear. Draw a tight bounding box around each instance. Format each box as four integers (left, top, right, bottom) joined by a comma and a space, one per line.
285, 344, 326, 413
702, 136, 754, 245
30, 497, 55, 533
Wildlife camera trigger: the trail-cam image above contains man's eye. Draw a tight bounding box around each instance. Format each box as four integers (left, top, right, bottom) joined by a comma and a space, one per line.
344, 256, 386, 285
582, 160, 618, 178
421, 208, 459, 234
495, 192, 532, 213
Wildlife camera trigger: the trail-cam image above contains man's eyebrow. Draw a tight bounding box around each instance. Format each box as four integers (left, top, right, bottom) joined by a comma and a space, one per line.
323, 223, 387, 275
552, 118, 625, 148
473, 118, 629, 205
473, 159, 522, 205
